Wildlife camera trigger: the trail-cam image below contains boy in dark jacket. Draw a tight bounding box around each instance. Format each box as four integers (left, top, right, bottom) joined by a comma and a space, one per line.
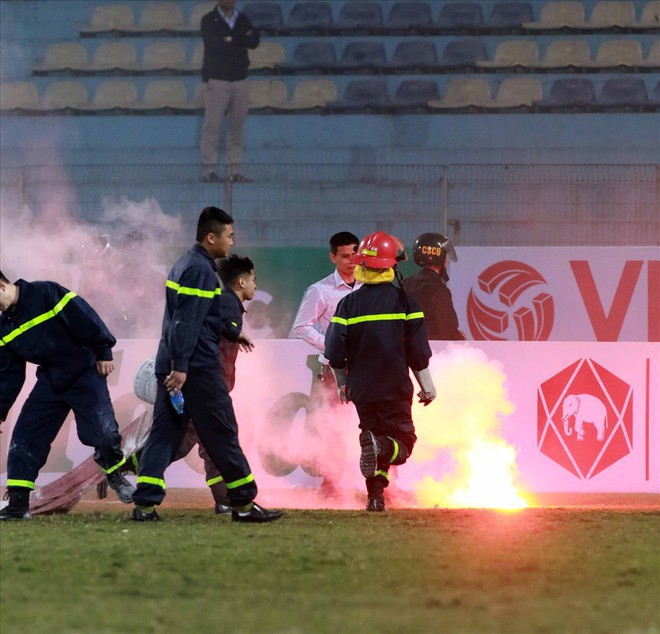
325, 232, 436, 512
0, 271, 134, 520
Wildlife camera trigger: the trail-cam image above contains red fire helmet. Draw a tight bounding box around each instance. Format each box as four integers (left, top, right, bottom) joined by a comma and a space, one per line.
350, 231, 400, 268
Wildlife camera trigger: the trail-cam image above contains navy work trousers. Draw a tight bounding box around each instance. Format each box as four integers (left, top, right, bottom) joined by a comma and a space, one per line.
354, 398, 417, 489
133, 364, 257, 507
7, 366, 124, 487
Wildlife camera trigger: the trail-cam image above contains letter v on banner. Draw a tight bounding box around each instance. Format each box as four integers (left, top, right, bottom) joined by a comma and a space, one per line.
571, 261, 643, 341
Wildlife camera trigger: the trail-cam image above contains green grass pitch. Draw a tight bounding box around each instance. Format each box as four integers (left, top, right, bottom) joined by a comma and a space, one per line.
1, 497, 658, 634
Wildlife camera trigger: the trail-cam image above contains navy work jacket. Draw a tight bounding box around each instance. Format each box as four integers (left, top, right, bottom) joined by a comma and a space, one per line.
324, 283, 432, 404
201, 8, 259, 82
0, 280, 116, 419
155, 244, 240, 375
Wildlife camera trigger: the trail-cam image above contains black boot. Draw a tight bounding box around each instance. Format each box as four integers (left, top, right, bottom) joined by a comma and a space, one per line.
359, 430, 382, 478
359, 431, 394, 478
365, 478, 386, 513
106, 471, 136, 504
0, 488, 32, 521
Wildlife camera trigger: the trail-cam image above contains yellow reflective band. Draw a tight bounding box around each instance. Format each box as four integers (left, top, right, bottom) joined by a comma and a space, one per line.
166, 279, 221, 299
6, 479, 35, 490
362, 249, 377, 256
346, 313, 406, 325
131, 453, 140, 471
387, 437, 400, 463
230, 321, 237, 327
225, 473, 255, 490
332, 312, 425, 327
375, 470, 390, 481
137, 476, 166, 490
102, 455, 127, 475
0, 291, 77, 346
206, 475, 224, 487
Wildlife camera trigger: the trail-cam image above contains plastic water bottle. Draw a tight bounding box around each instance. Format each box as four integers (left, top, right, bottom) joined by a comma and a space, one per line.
170, 391, 185, 415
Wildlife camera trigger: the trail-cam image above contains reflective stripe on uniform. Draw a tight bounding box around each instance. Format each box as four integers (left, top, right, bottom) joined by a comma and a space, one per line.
6, 479, 35, 490
331, 311, 424, 326
375, 470, 390, 481
137, 476, 166, 490
0, 291, 77, 346
206, 475, 224, 487
165, 280, 221, 299
387, 437, 400, 463
225, 473, 255, 490
101, 455, 127, 475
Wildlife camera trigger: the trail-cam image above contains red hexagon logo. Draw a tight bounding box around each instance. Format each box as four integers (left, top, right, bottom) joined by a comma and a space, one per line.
537, 358, 633, 479
467, 261, 554, 341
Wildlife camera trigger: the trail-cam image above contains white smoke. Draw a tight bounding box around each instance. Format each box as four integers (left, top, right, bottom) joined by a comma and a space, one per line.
0, 195, 181, 338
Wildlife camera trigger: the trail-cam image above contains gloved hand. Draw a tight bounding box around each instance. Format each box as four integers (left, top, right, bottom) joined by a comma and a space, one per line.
413, 367, 436, 406
330, 366, 350, 404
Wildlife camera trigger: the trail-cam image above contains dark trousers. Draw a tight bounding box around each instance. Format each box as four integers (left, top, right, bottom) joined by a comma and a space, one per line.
133, 366, 257, 507
354, 399, 417, 491
7, 367, 124, 489
175, 423, 230, 506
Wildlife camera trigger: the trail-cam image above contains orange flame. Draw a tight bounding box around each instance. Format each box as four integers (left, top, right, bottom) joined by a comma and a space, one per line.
411, 345, 528, 510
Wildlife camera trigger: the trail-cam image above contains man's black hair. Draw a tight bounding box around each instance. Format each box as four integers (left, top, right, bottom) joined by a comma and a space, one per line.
0, 270, 10, 284
329, 231, 359, 255
218, 254, 254, 287
196, 206, 234, 243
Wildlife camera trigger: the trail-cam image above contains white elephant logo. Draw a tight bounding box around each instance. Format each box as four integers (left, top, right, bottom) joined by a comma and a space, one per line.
561, 394, 608, 441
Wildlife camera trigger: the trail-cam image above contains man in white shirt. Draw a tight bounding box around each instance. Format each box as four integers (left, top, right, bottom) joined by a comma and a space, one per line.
291, 232, 361, 498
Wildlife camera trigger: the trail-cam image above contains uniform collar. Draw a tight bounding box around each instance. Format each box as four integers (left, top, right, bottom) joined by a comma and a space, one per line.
192, 243, 217, 268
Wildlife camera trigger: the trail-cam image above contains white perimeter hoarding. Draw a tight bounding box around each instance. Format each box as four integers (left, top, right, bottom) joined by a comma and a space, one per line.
0, 248, 658, 496
1, 339, 657, 496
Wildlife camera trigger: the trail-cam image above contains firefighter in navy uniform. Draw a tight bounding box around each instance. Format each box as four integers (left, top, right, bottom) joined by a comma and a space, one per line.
0, 270, 134, 521
325, 232, 436, 512
130, 207, 282, 523
401, 232, 465, 341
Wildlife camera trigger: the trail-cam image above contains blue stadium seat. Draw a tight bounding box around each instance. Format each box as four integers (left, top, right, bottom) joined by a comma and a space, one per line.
385, 40, 438, 72
440, 38, 488, 68
391, 79, 440, 112
242, 2, 284, 32
326, 79, 390, 113
287, 2, 333, 33
534, 78, 597, 111
654, 79, 660, 103
599, 77, 651, 110
336, 41, 387, 72
385, 2, 433, 33
280, 41, 337, 73
435, 3, 484, 31
488, 2, 535, 30
335, 1, 383, 33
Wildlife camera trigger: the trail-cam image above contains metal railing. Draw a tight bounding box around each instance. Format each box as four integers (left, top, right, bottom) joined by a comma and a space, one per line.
1, 163, 657, 246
